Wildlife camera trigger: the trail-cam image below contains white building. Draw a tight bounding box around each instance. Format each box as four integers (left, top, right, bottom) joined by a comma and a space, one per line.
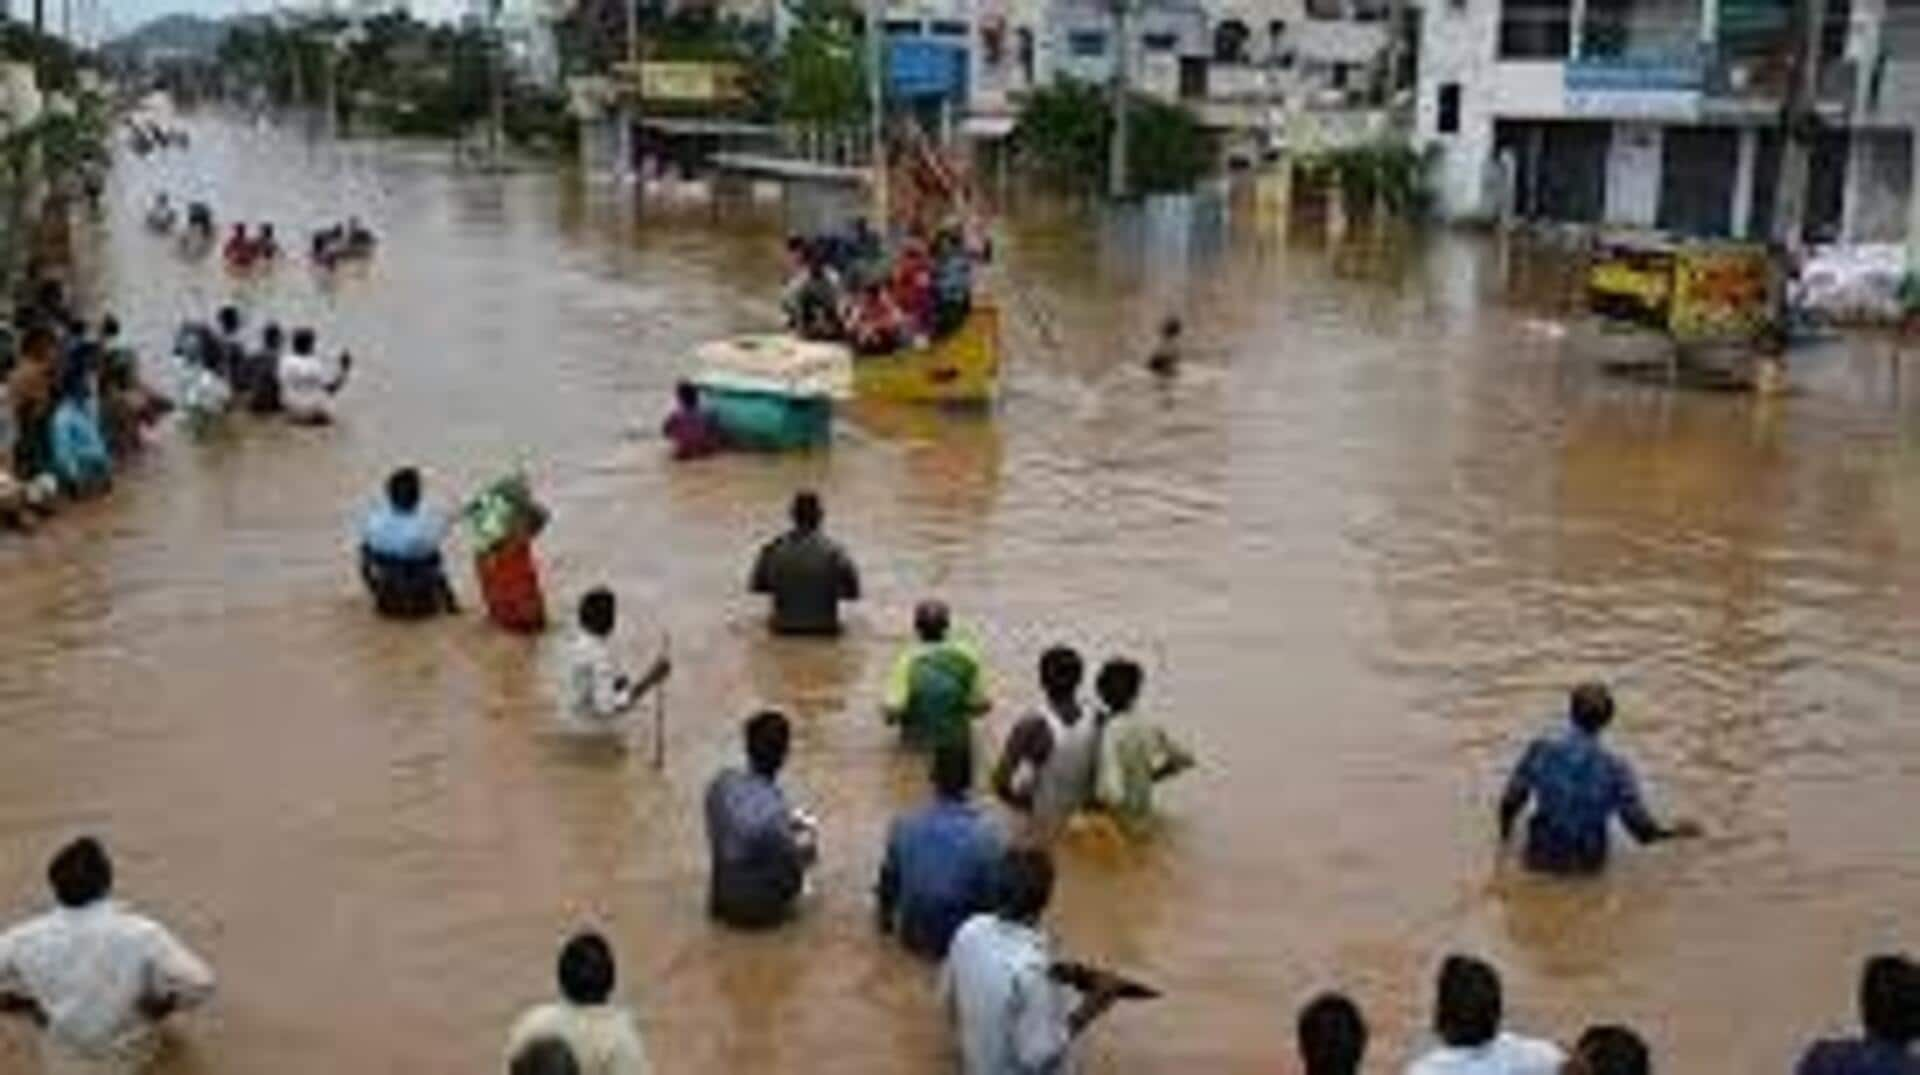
1416, 0, 1920, 242
966, 0, 1400, 147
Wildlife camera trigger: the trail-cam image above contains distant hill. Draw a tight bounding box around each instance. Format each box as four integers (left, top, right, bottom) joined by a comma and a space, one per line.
105, 14, 233, 62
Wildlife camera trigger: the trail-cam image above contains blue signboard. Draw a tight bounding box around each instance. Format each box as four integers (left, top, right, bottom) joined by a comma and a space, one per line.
1565, 52, 1706, 92
887, 38, 967, 99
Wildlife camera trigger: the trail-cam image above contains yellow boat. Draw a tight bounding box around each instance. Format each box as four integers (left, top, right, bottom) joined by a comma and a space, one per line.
851, 302, 1002, 405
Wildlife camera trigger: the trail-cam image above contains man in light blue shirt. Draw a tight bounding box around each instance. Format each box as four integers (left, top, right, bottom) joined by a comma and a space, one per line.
357, 467, 458, 618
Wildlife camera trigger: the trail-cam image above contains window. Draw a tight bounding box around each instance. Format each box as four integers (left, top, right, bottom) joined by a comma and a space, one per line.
1437, 82, 1461, 133
1214, 19, 1251, 62
1498, 0, 1572, 58
1353, 0, 1388, 22
884, 18, 919, 34
1305, 0, 1343, 20
1142, 31, 1179, 51
1068, 30, 1108, 56
931, 19, 967, 37
1330, 61, 1350, 88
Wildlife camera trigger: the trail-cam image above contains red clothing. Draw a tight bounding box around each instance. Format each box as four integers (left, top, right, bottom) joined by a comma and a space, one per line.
892, 254, 934, 334
663, 406, 726, 460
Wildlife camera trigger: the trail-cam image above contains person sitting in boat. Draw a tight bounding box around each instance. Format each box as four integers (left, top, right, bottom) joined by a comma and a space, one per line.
891, 240, 936, 342
358, 466, 459, 619
662, 381, 727, 462
790, 257, 846, 343
847, 282, 910, 356
846, 217, 884, 288
145, 194, 177, 234
223, 224, 255, 269
932, 229, 974, 338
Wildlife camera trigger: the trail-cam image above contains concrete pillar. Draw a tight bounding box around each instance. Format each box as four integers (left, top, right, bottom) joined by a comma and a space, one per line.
1842, 132, 1869, 241
1732, 126, 1759, 238
1909, 130, 1920, 265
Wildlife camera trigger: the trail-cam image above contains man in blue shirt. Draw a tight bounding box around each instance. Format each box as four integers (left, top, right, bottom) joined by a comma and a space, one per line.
1498, 682, 1699, 874
1796, 955, 1920, 1075
358, 467, 458, 618
876, 743, 1004, 960
705, 711, 816, 929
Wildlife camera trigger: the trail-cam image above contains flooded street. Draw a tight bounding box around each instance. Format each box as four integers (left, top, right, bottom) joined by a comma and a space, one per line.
2, 115, 1918, 1072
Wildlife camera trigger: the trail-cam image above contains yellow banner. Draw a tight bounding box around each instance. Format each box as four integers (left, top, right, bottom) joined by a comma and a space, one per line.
629, 61, 745, 103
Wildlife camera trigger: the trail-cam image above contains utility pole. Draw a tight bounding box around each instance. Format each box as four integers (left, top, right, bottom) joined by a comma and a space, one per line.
1107, 0, 1130, 199
1769, 0, 1824, 254
489, 0, 506, 165
868, 0, 887, 225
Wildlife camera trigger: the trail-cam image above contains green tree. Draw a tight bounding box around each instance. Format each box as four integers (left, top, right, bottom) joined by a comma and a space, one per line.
1012, 79, 1212, 197
778, 0, 866, 124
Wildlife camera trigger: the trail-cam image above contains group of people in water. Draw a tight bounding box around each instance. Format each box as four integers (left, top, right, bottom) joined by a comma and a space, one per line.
2, 153, 1913, 1075
6, 464, 1917, 1074
783, 218, 980, 355
173, 304, 354, 429
143, 194, 377, 273
0, 279, 173, 528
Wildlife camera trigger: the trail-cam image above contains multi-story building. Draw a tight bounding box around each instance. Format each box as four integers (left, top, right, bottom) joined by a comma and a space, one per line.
1416, 0, 1920, 242
966, 0, 1402, 152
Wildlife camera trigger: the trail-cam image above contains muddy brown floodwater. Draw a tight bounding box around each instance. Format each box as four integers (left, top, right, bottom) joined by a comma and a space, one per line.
1, 115, 1917, 1073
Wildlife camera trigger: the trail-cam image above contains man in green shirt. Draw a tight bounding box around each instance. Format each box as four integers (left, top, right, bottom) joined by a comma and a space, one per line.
883, 602, 990, 753
1093, 658, 1194, 836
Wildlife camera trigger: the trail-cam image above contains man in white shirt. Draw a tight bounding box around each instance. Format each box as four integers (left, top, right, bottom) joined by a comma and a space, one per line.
505, 931, 650, 1075
941, 848, 1128, 1075
1405, 955, 1564, 1075
0, 837, 215, 1074
278, 327, 352, 425
563, 588, 670, 741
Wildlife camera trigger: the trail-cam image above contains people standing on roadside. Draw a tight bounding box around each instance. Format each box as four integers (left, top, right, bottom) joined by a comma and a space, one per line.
1297, 992, 1369, 1075
876, 743, 1005, 960
0, 837, 215, 1074
562, 587, 671, 741
748, 491, 861, 637
49, 362, 111, 498
941, 848, 1130, 1075
1092, 657, 1195, 837
992, 646, 1098, 844
704, 711, 816, 929
1567, 1025, 1652, 1075
358, 466, 459, 618
1794, 955, 1920, 1075
882, 600, 989, 754
1498, 682, 1700, 875
1405, 955, 1563, 1075
279, 328, 352, 425
505, 931, 650, 1075
8, 325, 60, 497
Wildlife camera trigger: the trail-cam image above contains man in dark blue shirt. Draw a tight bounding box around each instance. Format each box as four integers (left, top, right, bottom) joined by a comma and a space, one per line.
876, 743, 1005, 959
1796, 955, 1920, 1075
1498, 682, 1699, 874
